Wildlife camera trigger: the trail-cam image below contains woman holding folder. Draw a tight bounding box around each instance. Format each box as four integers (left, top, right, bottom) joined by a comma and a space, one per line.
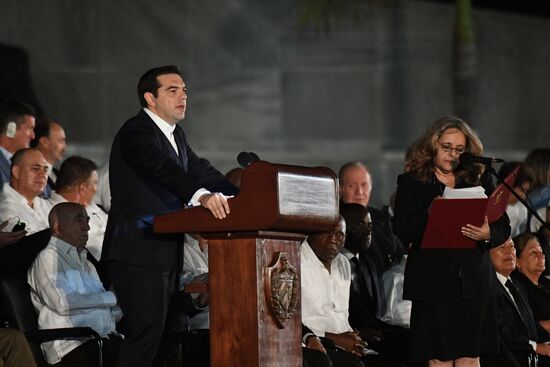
393, 117, 510, 367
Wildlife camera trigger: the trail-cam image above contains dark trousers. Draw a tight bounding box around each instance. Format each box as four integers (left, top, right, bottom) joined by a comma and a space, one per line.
180, 330, 210, 367
303, 348, 333, 367
54, 336, 121, 367
107, 261, 177, 367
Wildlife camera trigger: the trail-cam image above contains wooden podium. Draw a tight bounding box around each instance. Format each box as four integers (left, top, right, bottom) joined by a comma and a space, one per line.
154, 162, 339, 367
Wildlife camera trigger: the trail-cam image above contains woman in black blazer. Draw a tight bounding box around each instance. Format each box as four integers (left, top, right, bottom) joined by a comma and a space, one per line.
393, 116, 510, 367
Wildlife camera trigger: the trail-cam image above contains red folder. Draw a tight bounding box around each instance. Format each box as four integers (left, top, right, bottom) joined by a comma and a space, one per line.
420, 166, 519, 249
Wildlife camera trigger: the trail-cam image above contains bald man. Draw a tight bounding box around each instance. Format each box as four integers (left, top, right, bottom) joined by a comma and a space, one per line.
28, 202, 122, 366
0, 148, 52, 234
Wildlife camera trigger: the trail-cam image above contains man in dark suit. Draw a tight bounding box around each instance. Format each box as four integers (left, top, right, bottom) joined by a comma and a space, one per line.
101, 65, 237, 367
340, 203, 409, 367
486, 238, 550, 367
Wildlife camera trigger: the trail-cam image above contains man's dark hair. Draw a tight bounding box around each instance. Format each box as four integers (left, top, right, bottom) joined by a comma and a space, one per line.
0, 100, 36, 133
56, 155, 98, 190
49, 202, 85, 229
30, 116, 56, 148
137, 65, 183, 108
498, 162, 531, 189
10, 148, 35, 170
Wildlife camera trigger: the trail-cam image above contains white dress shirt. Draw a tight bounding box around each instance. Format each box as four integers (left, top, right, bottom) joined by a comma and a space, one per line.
142, 108, 212, 206
28, 236, 122, 364
143, 107, 179, 155
93, 163, 111, 212
180, 234, 210, 330
506, 201, 528, 238
45, 162, 56, 183
301, 240, 353, 337
48, 192, 107, 260
0, 183, 52, 233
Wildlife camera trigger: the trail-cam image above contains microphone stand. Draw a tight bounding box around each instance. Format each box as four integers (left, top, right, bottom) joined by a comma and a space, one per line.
484, 164, 550, 231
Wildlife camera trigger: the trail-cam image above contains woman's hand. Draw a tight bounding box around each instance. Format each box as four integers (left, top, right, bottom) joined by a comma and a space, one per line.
461, 216, 490, 242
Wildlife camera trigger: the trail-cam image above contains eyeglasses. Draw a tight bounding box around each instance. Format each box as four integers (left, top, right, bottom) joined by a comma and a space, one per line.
438, 141, 465, 155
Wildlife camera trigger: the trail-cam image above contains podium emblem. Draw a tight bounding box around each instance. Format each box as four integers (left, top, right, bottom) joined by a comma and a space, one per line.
265, 252, 299, 329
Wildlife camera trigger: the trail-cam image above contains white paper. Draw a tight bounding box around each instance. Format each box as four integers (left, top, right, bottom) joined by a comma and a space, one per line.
442, 186, 487, 199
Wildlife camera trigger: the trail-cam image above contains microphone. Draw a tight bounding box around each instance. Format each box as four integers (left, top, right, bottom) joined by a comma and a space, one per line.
237, 151, 260, 167
459, 152, 505, 166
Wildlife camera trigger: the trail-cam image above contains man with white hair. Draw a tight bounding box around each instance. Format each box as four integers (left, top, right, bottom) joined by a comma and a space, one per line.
339, 161, 406, 273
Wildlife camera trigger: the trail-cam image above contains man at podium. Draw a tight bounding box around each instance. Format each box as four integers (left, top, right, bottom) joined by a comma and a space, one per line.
101, 65, 237, 367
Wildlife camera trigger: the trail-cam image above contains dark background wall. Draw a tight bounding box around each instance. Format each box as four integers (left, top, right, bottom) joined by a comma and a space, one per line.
1, 0, 549, 207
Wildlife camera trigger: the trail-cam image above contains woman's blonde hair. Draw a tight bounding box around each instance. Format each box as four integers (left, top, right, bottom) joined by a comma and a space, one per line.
410, 116, 484, 183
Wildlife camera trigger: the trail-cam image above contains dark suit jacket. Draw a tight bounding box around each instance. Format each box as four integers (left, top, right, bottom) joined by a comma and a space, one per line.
393, 171, 510, 301
347, 251, 383, 330
492, 276, 550, 367
361, 206, 406, 274
0, 152, 10, 188
101, 110, 237, 269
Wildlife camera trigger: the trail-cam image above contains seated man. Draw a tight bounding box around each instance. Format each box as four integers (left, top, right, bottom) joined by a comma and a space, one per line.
486, 238, 550, 367
0, 100, 36, 188
340, 203, 409, 366
49, 156, 106, 260
301, 216, 367, 367
338, 161, 406, 273
27, 202, 122, 366
30, 116, 67, 199
0, 148, 51, 234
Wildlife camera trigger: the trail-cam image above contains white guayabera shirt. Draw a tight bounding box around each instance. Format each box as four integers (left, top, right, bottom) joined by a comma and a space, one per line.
28, 236, 122, 364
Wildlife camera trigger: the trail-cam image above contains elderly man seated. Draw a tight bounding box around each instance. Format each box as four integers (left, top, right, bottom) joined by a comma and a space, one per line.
301, 216, 368, 367
27, 202, 122, 367
49, 156, 107, 260
484, 238, 550, 367
0, 148, 51, 234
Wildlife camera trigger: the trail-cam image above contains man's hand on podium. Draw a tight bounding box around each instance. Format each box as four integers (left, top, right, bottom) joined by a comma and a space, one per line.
199, 193, 230, 219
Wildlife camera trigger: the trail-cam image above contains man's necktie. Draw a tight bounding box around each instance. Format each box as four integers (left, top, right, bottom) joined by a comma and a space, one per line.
350, 256, 374, 300
505, 279, 538, 339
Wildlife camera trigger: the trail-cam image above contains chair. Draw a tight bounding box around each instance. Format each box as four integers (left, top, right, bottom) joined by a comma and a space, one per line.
0, 272, 103, 367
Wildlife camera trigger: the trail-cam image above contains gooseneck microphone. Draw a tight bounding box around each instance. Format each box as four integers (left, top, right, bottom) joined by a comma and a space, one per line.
237, 151, 260, 167
459, 152, 505, 166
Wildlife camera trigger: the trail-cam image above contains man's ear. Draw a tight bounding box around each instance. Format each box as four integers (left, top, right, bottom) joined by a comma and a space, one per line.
51, 219, 62, 236
38, 136, 50, 148
144, 92, 156, 107
78, 181, 88, 193
11, 166, 20, 180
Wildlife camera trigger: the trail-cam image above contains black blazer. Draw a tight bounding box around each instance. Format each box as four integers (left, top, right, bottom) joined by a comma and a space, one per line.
492, 276, 550, 367
393, 171, 510, 301
101, 110, 237, 269
363, 206, 406, 274
348, 253, 384, 330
